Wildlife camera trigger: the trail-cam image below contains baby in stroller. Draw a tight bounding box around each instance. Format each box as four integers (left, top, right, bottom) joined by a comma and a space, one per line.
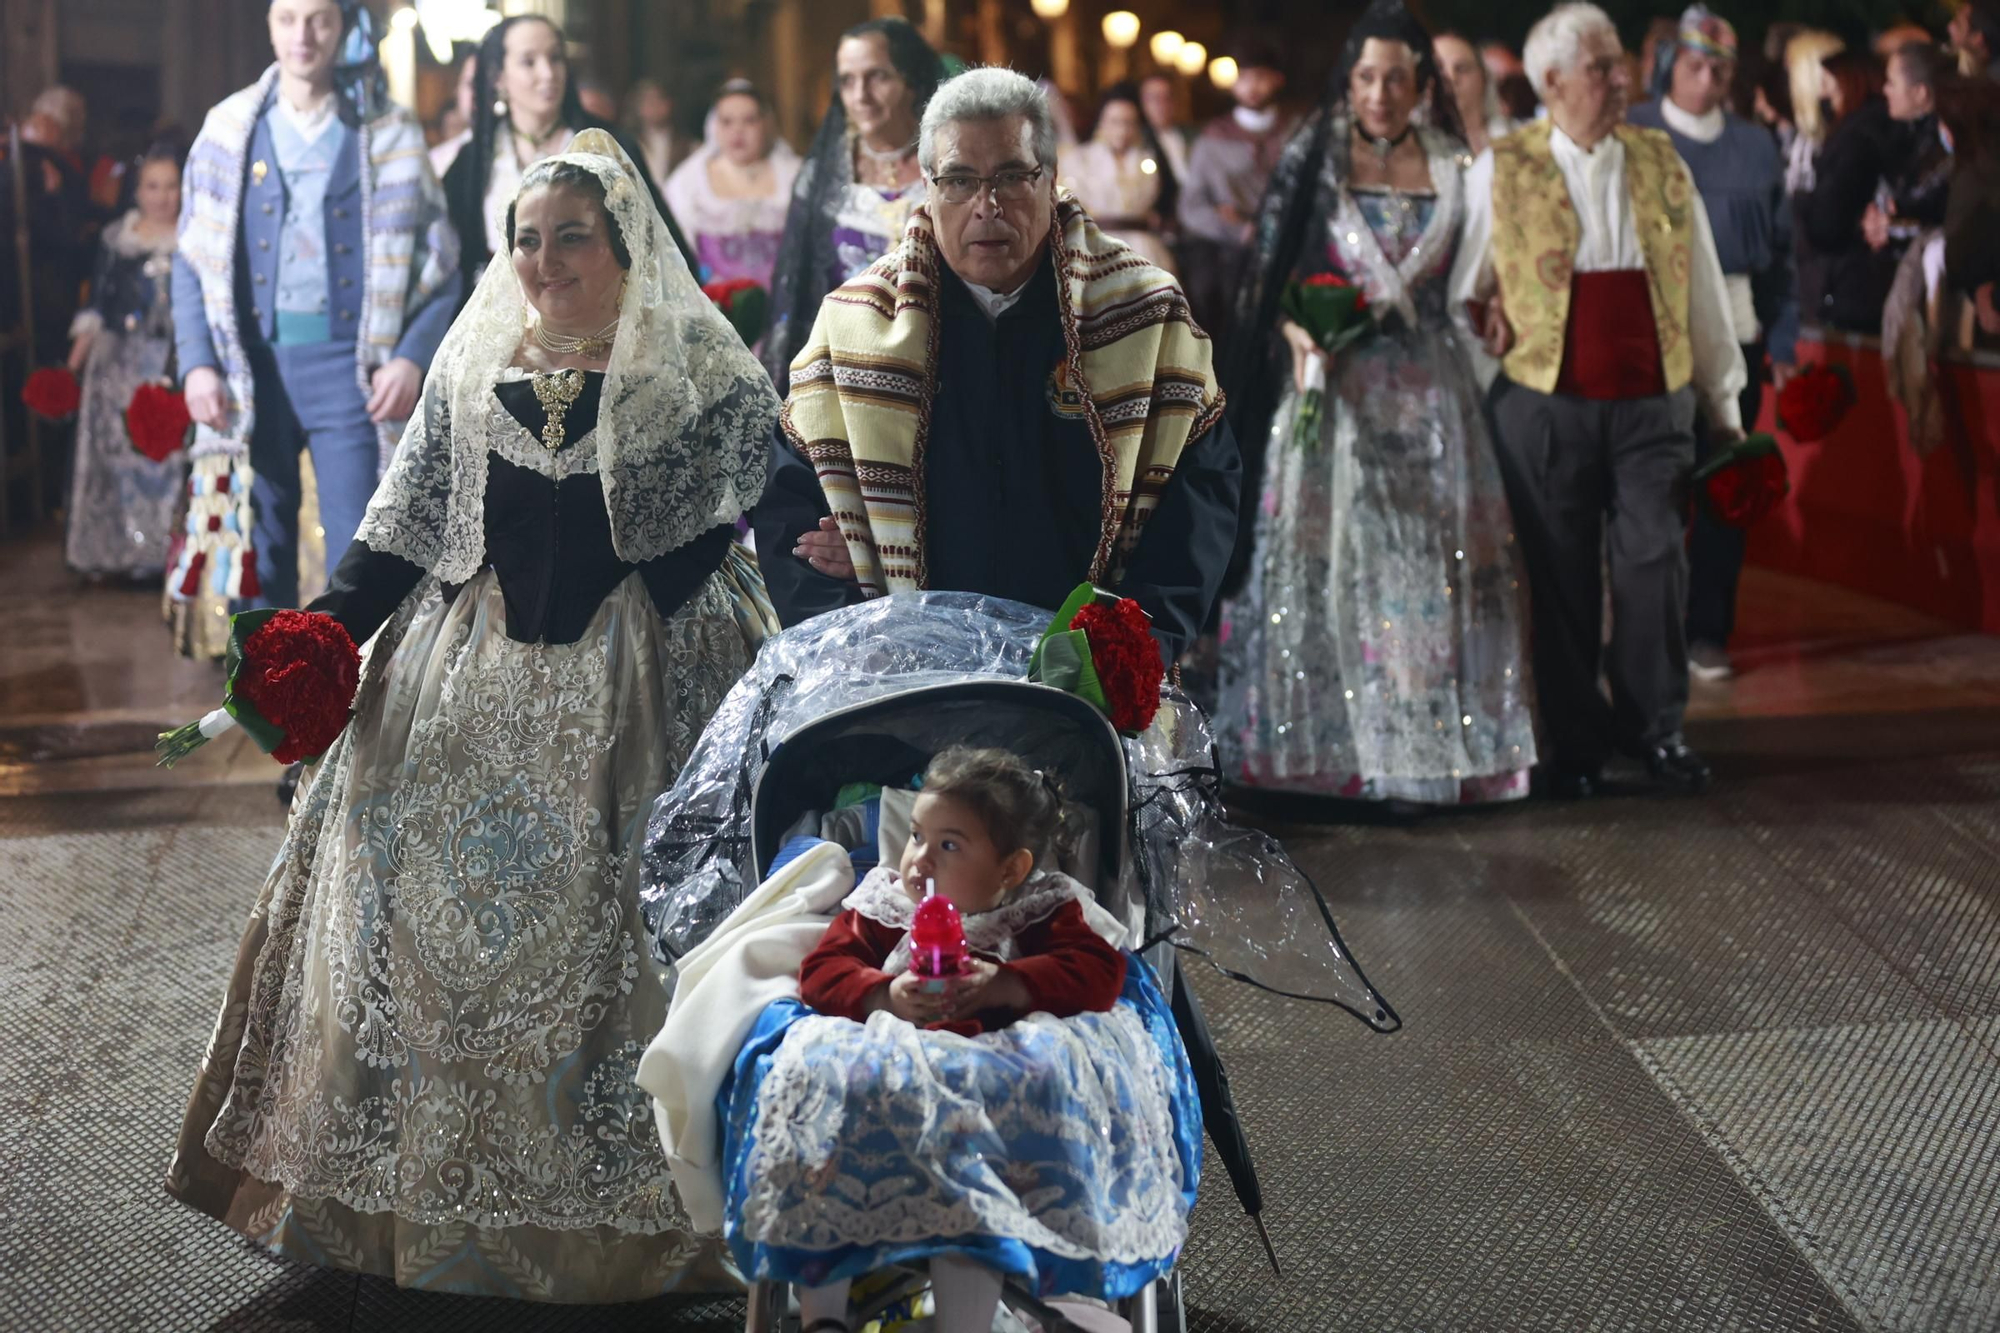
645, 744, 1199, 1333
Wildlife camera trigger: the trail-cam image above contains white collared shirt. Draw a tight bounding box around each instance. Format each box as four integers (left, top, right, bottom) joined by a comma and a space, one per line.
1659, 98, 1726, 145
274, 90, 340, 149
961, 277, 1028, 322
1448, 129, 1749, 431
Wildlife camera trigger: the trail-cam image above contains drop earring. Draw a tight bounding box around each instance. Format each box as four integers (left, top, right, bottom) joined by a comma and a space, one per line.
493, 97, 509, 119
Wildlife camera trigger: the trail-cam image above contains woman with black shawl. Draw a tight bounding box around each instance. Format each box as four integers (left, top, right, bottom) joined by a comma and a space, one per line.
443, 13, 690, 300
760, 17, 944, 384
1213, 0, 1536, 809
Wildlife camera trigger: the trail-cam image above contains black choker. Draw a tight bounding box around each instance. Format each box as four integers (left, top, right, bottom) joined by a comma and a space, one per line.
1356, 122, 1415, 154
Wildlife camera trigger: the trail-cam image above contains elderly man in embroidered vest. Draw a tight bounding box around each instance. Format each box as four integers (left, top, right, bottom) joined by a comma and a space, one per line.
755, 66, 1242, 666
172, 0, 458, 612
1450, 2, 1746, 797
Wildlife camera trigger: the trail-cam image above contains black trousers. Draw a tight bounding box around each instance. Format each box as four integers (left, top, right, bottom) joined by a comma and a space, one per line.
1685, 342, 1767, 649
1488, 380, 1698, 773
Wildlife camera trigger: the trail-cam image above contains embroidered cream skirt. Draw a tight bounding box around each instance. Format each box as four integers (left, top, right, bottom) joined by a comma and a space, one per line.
167, 570, 747, 1302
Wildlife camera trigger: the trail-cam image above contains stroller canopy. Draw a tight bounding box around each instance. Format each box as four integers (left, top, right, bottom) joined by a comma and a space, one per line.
640, 592, 1399, 1034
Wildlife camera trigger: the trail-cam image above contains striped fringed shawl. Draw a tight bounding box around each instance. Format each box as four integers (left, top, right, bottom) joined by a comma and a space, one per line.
780, 194, 1224, 598
169, 65, 458, 602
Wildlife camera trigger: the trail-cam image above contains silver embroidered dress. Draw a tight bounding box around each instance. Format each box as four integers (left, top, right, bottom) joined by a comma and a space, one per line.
165, 132, 781, 1302
1216, 122, 1537, 804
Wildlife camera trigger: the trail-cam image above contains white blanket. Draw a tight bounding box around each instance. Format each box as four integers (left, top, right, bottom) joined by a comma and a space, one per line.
636, 840, 856, 1233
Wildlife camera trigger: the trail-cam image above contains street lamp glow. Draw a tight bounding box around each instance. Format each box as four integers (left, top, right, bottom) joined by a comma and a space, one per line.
1029, 0, 1069, 18
1101, 10, 1142, 49
1208, 55, 1240, 89
1149, 30, 1185, 65
1175, 40, 1207, 77
417, 0, 502, 64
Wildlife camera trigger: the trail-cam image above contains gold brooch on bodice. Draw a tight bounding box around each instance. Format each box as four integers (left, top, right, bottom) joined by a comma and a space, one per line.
530, 368, 584, 452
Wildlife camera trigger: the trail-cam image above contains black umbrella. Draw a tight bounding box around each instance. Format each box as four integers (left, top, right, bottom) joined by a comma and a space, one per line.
1170, 955, 1281, 1278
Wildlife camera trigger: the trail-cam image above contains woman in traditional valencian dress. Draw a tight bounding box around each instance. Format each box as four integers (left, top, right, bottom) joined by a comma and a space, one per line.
65, 142, 185, 579
663, 80, 800, 294
1059, 82, 1181, 275
165, 131, 781, 1301
761, 16, 943, 382
1216, 0, 1537, 808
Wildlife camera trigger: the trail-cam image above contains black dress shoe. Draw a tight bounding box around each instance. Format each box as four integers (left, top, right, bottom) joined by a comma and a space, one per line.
1644, 741, 1711, 792
1536, 765, 1599, 799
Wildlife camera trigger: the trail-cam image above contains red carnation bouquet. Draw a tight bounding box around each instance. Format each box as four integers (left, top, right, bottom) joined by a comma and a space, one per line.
21, 366, 81, 419
126, 381, 192, 463
702, 276, 769, 348
1695, 433, 1790, 528
1776, 362, 1855, 443
1028, 583, 1165, 734
156, 608, 361, 768
1280, 272, 1374, 453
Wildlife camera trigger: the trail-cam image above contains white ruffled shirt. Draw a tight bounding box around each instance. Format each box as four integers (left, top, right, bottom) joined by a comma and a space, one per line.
1449, 126, 1749, 432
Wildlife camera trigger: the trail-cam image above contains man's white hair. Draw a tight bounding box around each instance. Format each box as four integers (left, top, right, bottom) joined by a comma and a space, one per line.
1523, 3, 1619, 101
916, 67, 1059, 176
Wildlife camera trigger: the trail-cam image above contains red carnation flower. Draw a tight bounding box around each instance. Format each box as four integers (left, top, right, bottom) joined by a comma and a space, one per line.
236, 610, 363, 764
1070, 597, 1164, 733
1302, 270, 1369, 311
126, 382, 192, 463
22, 366, 80, 419
156, 608, 360, 768
1776, 363, 1855, 443
1705, 448, 1789, 527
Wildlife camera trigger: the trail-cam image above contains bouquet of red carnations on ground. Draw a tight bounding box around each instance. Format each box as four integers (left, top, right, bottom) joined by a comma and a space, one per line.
702, 277, 769, 348
125, 381, 192, 463
1695, 432, 1790, 528
155, 608, 361, 768
1028, 583, 1165, 735
1280, 272, 1373, 453
1775, 362, 1855, 443
21, 366, 80, 420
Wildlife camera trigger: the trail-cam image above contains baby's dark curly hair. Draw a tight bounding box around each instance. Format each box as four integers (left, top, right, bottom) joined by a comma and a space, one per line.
920, 746, 1069, 867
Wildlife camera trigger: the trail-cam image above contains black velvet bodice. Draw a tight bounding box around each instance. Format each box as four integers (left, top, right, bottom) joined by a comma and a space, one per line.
312, 371, 733, 646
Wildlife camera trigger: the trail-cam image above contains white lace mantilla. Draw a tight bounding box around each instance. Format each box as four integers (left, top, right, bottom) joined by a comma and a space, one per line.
358, 129, 779, 582
843, 867, 1129, 976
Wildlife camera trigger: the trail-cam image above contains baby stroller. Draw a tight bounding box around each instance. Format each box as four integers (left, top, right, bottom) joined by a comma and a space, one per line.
640, 593, 1400, 1333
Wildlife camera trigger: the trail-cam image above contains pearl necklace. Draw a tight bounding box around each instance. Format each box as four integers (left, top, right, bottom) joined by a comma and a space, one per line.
531, 317, 619, 360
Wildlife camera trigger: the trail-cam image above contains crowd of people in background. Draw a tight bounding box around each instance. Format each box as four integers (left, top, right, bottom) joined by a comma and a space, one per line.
4, 0, 2000, 753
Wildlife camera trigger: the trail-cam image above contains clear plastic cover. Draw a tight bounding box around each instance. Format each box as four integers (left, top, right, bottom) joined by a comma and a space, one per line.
639, 592, 1399, 1032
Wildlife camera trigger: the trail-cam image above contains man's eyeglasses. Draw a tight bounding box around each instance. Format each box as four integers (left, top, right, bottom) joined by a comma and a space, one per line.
928, 167, 1046, 205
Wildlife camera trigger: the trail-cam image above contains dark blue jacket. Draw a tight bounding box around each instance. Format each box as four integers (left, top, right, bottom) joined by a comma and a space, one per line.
1627, 100, 1798, 364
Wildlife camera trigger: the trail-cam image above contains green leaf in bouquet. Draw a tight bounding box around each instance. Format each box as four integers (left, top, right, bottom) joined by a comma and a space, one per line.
1691, 431, 1781, 482
1033, 628, 1111, 716
1028, 582, 1103, 679
221, 608, 287, 756
726, 285, 769, 345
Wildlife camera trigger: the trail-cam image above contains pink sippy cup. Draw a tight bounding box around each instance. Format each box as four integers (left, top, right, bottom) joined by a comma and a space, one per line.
910, 879, 969, 994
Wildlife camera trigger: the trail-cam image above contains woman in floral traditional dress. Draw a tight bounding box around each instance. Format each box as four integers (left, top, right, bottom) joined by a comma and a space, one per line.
1216, 0, 1537, 808
165, 131, 780, 1302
